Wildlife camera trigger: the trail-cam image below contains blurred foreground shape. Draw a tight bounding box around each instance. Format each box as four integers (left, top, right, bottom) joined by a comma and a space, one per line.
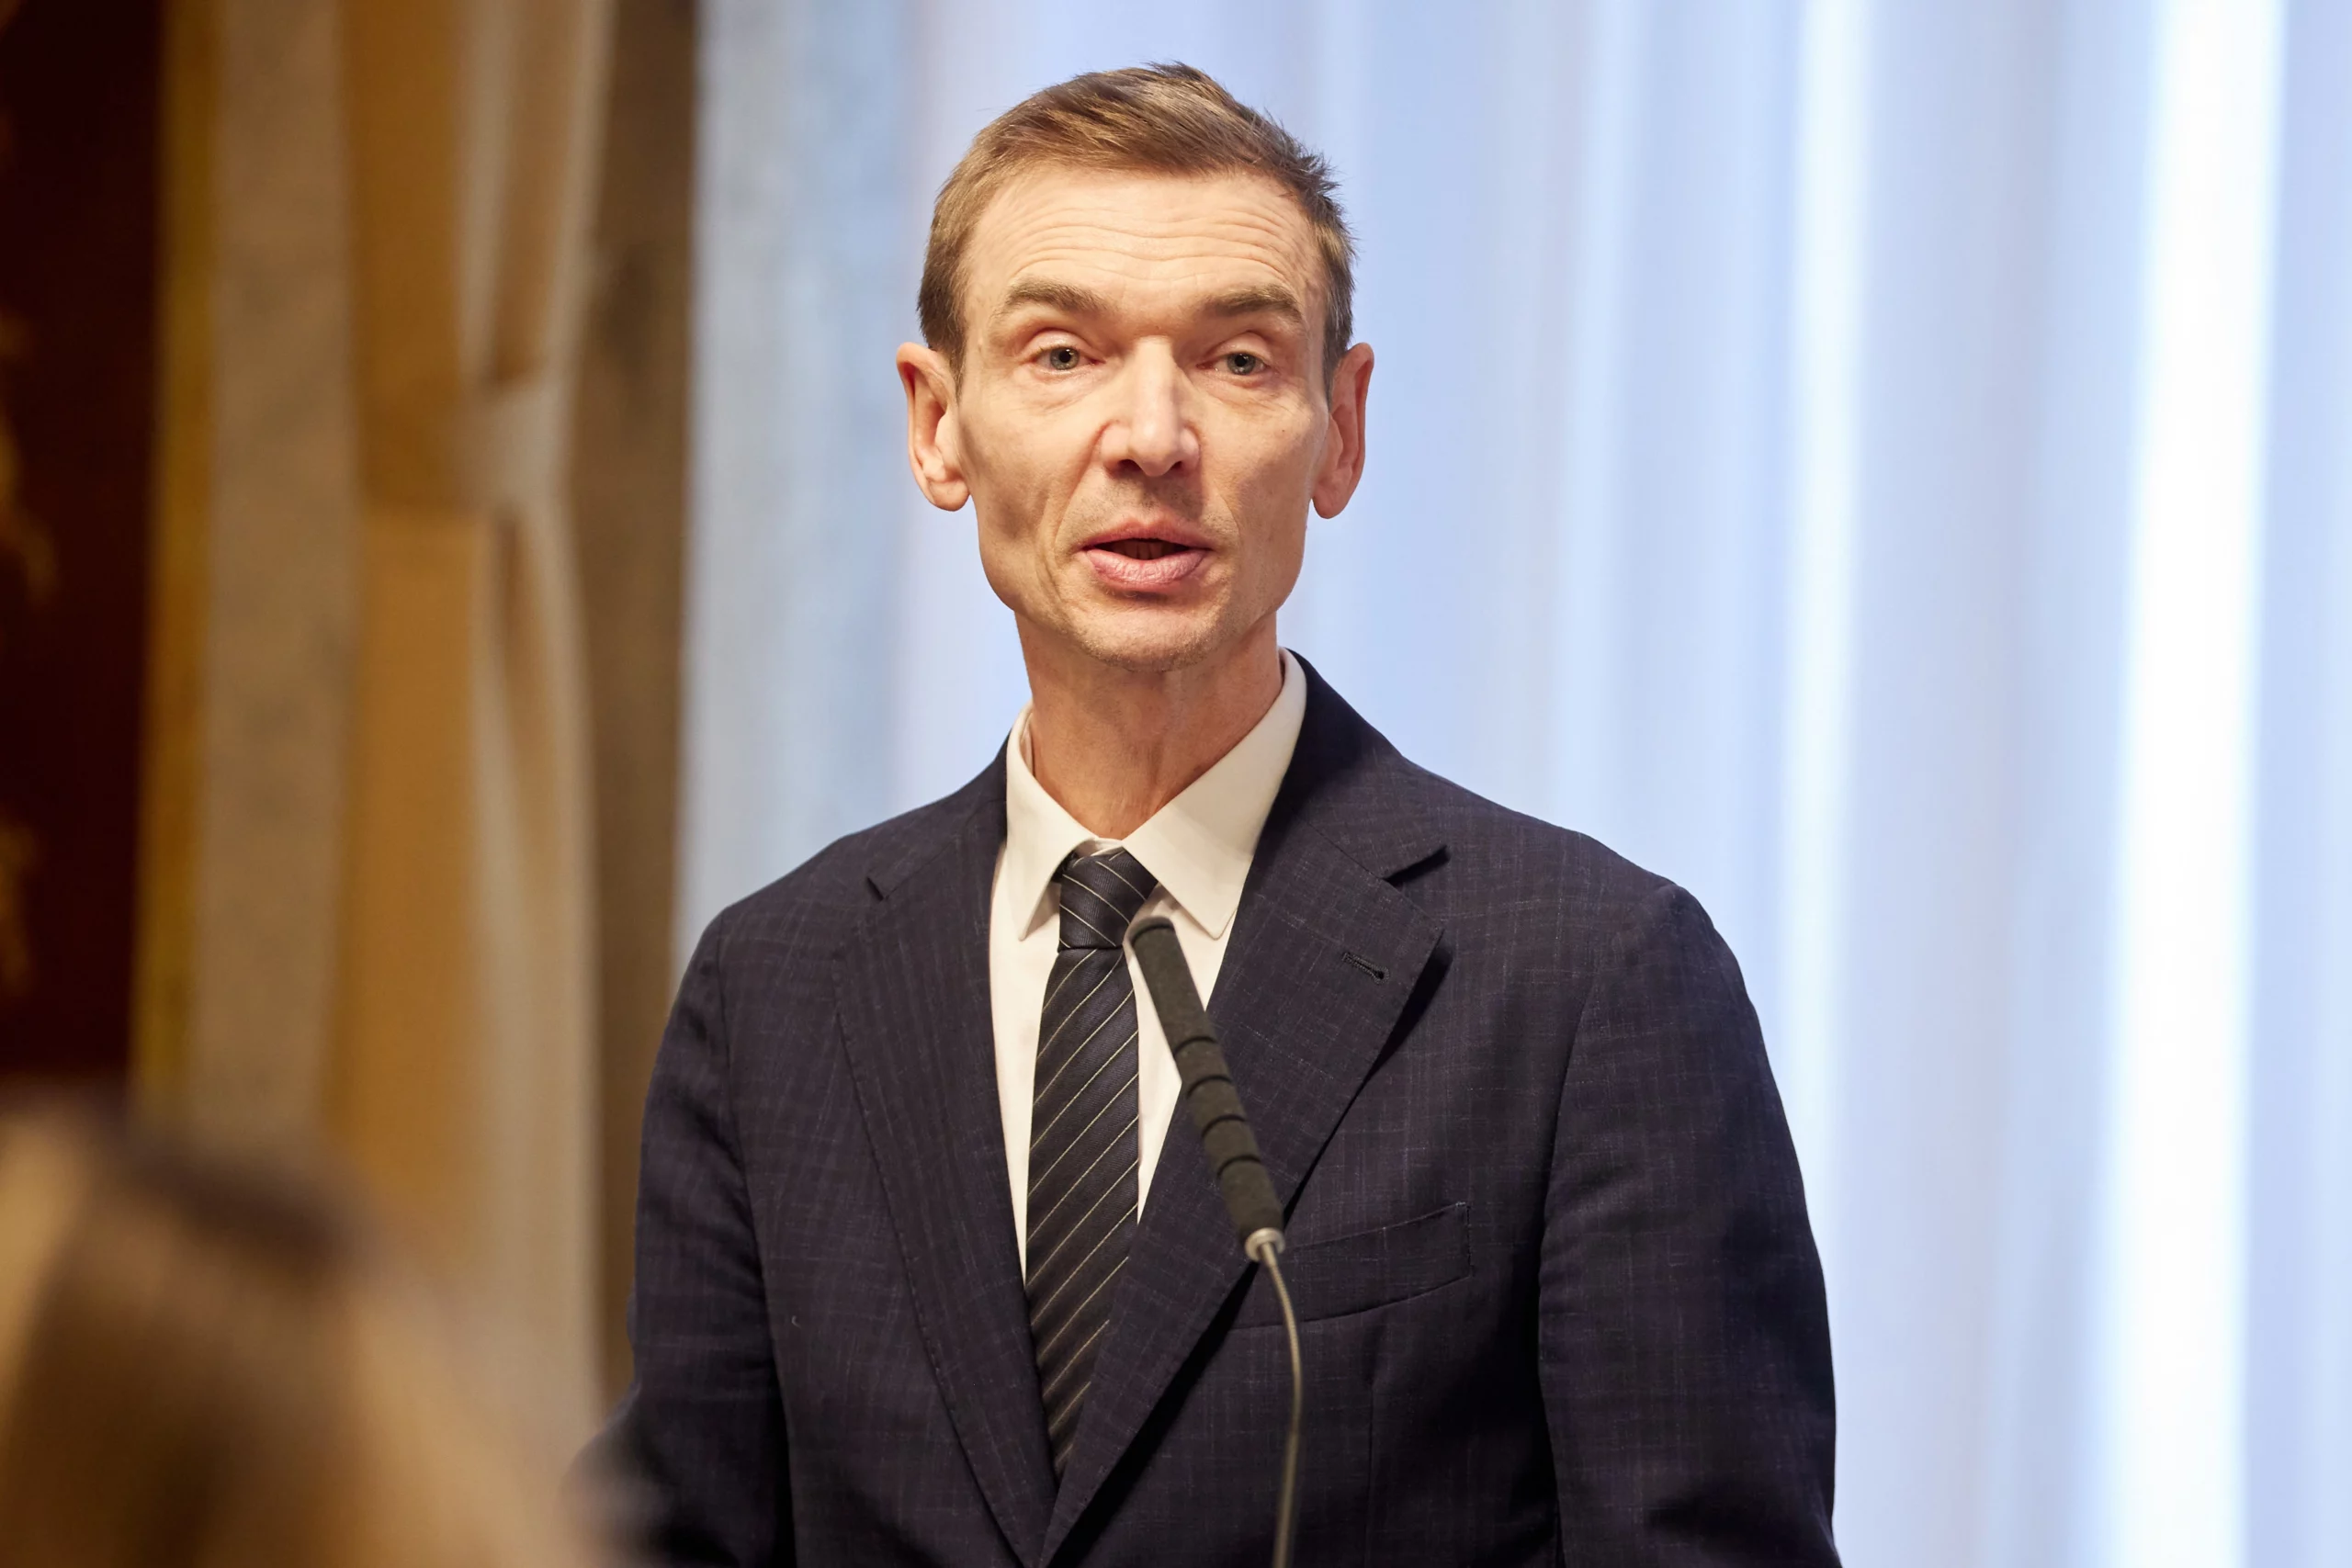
0, 1105, 603, 1567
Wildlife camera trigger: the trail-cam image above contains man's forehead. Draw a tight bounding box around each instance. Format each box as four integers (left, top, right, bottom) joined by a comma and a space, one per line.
966, 166, 1321, 310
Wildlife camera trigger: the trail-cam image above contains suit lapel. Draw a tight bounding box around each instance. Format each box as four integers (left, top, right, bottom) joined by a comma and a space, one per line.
1039, 673, 1448, 1562
832, 763, 1057, 1565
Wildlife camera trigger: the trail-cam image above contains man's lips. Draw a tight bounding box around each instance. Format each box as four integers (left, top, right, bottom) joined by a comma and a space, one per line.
1081, 530, 1210, 591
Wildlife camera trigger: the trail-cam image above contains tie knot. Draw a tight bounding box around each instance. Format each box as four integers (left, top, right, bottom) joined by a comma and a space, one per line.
1055, 848, 1157, 950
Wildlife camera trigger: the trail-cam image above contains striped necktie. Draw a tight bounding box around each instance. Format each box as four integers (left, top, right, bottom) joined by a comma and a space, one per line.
1027, 846, 1157, 1477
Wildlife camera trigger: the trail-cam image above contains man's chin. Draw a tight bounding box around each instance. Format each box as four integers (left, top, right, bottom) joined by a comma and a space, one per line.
1054, 607, 1236, 676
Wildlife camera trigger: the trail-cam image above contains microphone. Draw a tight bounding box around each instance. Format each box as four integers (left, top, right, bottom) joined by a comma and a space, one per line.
1128, 916, 1301, 1568
1128, 918, 1283, 1260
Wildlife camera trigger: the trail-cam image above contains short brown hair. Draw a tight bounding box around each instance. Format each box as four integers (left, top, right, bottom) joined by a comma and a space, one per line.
0, 1109, 599, 1568
919, 63, 1356, 378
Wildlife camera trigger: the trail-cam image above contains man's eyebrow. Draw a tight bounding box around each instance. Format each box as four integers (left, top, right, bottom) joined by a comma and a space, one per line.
1202, 285, 1306, 326
992, 279, 1307, 330
996, 278, 1112, 321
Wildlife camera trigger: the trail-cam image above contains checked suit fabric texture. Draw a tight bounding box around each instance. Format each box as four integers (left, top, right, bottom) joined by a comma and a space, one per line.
606, 662, 1839, 1567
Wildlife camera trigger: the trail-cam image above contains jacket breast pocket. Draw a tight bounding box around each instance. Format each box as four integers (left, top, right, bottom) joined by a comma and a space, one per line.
1234, 1201, 1471, 1327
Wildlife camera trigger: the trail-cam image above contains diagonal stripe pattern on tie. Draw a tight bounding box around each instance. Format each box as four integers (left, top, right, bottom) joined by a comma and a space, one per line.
1027, 845, 1158, 1479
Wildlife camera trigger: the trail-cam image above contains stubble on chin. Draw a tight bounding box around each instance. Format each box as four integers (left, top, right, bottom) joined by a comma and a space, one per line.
1046, 594, 1233, 676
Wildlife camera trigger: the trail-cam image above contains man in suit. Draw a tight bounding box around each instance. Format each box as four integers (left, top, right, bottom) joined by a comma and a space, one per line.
616, 63, 1838, 1566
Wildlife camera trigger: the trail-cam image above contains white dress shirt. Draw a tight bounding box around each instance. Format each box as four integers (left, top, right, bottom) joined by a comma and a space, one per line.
989, 649, 1307, 1272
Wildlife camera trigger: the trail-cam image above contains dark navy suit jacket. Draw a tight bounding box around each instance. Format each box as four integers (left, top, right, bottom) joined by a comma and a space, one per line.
615, 665, 1838, 1566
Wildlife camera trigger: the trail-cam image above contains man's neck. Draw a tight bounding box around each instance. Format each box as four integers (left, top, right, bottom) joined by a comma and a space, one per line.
1019, 621, 1284, 840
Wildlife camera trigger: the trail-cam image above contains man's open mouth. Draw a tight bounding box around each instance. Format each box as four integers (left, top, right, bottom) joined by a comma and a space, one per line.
1081, 530, 1212, 588
1095, 538, 1193, 560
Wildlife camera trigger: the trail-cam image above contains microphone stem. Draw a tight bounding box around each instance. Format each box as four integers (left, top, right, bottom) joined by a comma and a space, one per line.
1255, 1239, 1303, 1568
1132, 919, 1301, 1566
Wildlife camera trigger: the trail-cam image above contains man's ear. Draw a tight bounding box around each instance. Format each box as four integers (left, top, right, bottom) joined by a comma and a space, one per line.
1311, 342, 1374, 519
898, 343, 970, 511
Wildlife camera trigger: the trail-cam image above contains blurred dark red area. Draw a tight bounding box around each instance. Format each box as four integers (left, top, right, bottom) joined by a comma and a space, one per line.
0, 0, 163, 1082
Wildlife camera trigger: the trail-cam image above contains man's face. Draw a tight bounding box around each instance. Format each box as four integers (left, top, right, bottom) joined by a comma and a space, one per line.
899, 167, 1372, 676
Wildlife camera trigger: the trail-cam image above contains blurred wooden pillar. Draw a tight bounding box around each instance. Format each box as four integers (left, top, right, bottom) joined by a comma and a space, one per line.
137, 0, 360, 1146
573, 0, 695, 1400
0, 0, 166, 1084
333, 0, 613, 1420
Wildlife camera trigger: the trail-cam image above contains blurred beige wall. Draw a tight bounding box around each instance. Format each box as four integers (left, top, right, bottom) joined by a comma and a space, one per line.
137, 0, 693, 1418
138, 0, 358, 1159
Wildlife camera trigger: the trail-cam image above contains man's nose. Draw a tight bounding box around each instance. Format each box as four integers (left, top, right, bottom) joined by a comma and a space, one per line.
1102, 345, 1199, 477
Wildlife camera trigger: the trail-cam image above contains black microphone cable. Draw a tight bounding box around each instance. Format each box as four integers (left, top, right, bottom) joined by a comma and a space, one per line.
1129, 917, 1301, 1568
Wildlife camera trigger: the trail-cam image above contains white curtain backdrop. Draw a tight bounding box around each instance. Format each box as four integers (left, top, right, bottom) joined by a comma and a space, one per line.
680, 4, 2352, 1564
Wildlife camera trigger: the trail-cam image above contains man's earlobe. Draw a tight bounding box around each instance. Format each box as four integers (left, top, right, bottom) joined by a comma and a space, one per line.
898, 343, 972, 512
1311, 342, 1374, 519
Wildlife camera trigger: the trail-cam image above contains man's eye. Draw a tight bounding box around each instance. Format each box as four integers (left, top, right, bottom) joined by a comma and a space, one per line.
1039, 345, 1082, 371
1223, 352, 1264, 376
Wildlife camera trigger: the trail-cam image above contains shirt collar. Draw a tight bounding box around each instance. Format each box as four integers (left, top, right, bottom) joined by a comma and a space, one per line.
1001, 649, 1307, 942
